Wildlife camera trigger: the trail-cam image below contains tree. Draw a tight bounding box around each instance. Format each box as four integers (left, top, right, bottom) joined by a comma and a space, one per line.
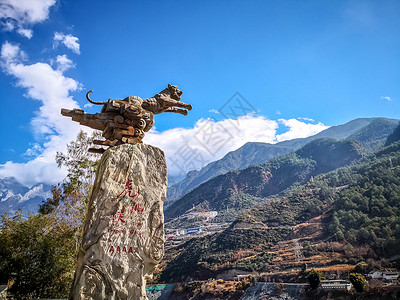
306, 269, 321, 289
0, 131, 103, 298
54, 130, 102, 223
349, 273, 366, 292
0, 211, 76, 298
40, 130, 102, 227
38, 184, 63, 215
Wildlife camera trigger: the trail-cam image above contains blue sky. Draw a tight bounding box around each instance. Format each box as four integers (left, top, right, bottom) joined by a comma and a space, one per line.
0, 0, 399, 186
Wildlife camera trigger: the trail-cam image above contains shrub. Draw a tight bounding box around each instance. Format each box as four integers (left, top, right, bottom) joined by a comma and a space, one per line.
349, 273, 366, 292
306, 269, 321, 289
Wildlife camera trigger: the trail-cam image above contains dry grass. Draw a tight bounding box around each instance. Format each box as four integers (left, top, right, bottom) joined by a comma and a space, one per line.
311, 264, 355, 272
196, 276, 255, 298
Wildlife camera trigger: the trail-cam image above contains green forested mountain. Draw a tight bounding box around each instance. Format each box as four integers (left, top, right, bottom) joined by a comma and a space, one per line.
160, 123, 400, 282
165, 138, 363, 219
346, 118, 399, 151
386, 121, 400, 146
167, 118, 398, 201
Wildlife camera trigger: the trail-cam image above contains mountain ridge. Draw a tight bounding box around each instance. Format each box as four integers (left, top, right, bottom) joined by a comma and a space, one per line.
167, 117, 398, 201
0, 177, 52, 215
165, 137, 363, 220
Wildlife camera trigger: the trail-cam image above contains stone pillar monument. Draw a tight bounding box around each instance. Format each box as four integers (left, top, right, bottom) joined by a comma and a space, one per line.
62, 84, 191, 299
70, 144, 167, 299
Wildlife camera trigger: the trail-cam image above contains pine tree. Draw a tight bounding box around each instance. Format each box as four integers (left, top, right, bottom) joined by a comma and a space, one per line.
306, 269, 321, 289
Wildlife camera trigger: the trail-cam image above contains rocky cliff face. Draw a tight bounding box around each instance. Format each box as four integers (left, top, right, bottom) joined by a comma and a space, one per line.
70, 143, 167, 300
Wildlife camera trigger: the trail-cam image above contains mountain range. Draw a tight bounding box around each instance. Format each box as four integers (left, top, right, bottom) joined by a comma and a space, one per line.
165, 137, 363, 220
0, 177, 52, 216
0, 117, 398, 217
167, 117, 398, 201
160, 120, 400, 282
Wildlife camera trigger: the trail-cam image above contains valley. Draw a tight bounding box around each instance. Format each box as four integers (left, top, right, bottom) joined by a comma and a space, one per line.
157, 119, 400, 293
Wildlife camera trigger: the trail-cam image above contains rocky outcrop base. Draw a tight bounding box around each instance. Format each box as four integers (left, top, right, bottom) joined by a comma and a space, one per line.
70, 144, 167, 300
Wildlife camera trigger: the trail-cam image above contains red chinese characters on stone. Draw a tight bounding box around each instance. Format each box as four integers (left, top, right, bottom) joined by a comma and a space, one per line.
106, 228, 144, 236
116, 179, 140, 200
109, 245, 134, 254
109, 210, 126, 224
115, 179, 144, 214
106, 180, 145, 239
130, 202, 144, 213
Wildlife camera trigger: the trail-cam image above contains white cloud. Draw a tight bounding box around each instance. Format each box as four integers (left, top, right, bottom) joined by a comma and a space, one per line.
0, 0, 56, 38
17, 28, 33, 39
55, 54, 74, 72
24, 143, 43, 157
1, 41, 27, 63
276, 118, 329, 142
3, 19, 14, 31
0, 42, 87, 186
380, 96, 391, 102
53, 32, 81, 54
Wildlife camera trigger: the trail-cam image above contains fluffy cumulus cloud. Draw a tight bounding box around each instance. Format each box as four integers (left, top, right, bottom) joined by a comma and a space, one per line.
276, 118, 329, 142
0, 41, 26, 62
53, 32, 81, 54
0, 41, 86, 186
24, 143, 43, 157
17, 28, 33, 39
55, 54, 75, 72
146, 115, 329, 177
0, 0, 56, 38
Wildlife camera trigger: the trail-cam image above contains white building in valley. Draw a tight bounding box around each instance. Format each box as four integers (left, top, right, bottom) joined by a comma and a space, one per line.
320, 280, 352, 291
368, 270, 399, 281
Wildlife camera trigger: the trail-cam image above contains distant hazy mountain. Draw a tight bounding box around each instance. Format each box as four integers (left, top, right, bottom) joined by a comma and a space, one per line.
0, 177, 52, 215
167, 117, 398, 201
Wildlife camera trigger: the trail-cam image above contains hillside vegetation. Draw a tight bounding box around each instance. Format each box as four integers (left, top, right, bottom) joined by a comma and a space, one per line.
160, 123, 400, 282
346, 118, 398, 151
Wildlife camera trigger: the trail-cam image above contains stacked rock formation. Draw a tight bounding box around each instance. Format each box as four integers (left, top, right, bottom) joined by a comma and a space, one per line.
70, 144, 167, 300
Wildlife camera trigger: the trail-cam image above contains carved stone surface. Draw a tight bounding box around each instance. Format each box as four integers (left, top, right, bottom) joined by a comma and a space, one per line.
70, 143, 167, 300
